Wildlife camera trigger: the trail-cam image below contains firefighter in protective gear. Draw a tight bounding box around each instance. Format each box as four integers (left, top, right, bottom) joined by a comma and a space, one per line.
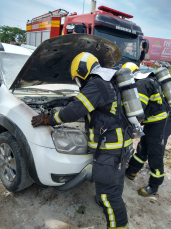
32, 52, 133, 229
123, 62, 171, 197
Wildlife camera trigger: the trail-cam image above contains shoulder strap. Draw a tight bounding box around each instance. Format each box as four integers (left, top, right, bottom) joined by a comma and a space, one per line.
114, 80, 122, 120
115, 81, 133, 132
153, 76, 170, 111
91, 78, 110, 104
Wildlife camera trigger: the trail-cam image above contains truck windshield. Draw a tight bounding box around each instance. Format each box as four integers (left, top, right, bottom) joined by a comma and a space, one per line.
93, 25, 140, 61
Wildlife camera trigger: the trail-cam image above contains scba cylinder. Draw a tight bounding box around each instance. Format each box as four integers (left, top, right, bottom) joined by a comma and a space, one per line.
155, 67, 171, 107
115, 68, 144, 124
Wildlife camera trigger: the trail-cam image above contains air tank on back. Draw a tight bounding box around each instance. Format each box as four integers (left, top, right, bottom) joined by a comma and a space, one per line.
115, 68, 144, 125
155, 67, 171, 107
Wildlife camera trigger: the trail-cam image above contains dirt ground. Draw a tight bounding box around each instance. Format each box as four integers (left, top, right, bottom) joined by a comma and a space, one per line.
0, 138, 171, 229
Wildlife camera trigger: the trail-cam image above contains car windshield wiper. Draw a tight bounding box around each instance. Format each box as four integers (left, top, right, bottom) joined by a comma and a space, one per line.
13, 88, 79, 96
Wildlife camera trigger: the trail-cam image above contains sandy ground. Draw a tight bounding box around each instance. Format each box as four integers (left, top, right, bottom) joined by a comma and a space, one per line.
0, 138, 171, 229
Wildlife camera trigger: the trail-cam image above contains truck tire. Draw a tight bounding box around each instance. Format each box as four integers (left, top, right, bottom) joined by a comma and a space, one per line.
0, 131, 33, 192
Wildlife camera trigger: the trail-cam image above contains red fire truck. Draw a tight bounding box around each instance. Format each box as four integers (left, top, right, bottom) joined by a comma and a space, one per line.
26, 5, 148, 69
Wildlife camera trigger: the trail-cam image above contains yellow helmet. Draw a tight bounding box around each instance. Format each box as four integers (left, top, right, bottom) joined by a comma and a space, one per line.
122, 62, 139, 72
71, 52, 98, 80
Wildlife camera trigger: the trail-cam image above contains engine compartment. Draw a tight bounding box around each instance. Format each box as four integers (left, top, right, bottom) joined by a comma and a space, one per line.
21, 95, 75, 115
21, 95, 85, 131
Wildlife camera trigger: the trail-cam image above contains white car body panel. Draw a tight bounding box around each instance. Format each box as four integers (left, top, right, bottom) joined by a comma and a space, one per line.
0, 84, 92, 185
29, 142, 92, 186
0, 42, 93, 188
0, 84, 55, 148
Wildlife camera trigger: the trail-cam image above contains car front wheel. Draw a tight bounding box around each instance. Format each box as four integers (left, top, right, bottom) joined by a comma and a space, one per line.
0, 131, 33, 192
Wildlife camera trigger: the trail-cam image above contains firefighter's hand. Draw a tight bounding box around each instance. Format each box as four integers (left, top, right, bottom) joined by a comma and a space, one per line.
31, 114, 51, 127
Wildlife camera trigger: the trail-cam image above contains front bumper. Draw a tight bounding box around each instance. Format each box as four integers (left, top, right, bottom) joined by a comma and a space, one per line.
54, 164, 93, 191
28, 142, 92, 186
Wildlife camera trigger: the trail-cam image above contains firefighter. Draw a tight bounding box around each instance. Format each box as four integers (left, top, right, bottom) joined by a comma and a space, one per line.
123, 62, 171, 197
31, 52, 133, 229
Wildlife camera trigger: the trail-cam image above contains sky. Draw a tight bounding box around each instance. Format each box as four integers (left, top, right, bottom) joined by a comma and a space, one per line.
0, 0, 170, 39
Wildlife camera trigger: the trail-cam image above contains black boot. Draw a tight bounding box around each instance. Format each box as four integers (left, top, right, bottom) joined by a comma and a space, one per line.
125, 168, 137, 180
138, 185, 158, 197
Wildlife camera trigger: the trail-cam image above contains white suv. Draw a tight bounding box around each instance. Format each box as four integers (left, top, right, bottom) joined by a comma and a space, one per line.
0, 41, 93, 192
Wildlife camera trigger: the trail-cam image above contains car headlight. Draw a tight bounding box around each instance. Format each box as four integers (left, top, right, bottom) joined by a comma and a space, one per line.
52, 128, 87, 155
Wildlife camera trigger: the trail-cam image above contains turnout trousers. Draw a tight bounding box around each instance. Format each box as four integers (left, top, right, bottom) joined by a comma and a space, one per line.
93, 152, 129, 229
127, 118, 171, 188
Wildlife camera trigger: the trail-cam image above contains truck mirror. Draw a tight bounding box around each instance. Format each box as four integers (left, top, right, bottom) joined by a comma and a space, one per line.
142, 41, 147, 49
143, 39, 149, 54
140, 50, 146, 62
74, 24, 87, 34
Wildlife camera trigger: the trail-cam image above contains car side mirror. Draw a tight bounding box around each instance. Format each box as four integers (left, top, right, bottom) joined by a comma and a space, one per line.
74, 24, 87, 34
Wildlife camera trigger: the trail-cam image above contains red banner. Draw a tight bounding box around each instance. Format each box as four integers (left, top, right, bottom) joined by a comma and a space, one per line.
143, 36, 171, 62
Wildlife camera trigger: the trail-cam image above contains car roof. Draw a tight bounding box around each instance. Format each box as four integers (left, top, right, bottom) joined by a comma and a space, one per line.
0, 42, 34, 55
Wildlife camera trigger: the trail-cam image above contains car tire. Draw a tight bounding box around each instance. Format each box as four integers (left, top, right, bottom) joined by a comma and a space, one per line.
0, 131, 33, 192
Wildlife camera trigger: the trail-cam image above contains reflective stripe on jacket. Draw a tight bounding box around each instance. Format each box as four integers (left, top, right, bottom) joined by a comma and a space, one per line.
51, 76, 132, 153
136, 77, 168, 124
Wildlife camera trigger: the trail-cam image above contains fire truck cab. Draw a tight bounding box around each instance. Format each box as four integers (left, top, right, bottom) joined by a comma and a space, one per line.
26, 6, 148, 69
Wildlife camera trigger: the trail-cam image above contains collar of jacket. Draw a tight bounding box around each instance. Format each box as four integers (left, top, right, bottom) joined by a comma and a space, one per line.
134, 71, 154, 80
90, 64, 116, 81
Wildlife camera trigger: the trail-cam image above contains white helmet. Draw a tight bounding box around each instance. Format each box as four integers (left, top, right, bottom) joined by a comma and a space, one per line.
133, 71, 154, 80
121, 62, 154, 80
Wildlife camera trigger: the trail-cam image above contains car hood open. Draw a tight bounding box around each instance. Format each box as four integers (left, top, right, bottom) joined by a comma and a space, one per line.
10, 34, 121, 90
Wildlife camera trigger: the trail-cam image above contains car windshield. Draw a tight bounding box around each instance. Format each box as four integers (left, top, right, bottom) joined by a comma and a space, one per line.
0, 52, 29, 88
93, 25, 140, 61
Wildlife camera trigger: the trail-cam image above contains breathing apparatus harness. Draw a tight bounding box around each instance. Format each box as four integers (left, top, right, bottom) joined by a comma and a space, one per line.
88, 74, 134, 171
153, 75, 171, 146
137, 70, 171, 147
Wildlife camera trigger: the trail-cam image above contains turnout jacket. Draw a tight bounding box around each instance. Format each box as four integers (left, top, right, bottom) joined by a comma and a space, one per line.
136, 76, 168, 124
50, 76, 132, 154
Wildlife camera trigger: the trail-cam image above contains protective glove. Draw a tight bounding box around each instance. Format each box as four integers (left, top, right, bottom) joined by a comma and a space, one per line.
31, 114, 51, 127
